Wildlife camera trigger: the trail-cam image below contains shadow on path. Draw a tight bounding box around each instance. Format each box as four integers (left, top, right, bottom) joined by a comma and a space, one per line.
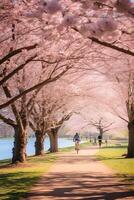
27, 172, 134, 200
26, 148, 134, 200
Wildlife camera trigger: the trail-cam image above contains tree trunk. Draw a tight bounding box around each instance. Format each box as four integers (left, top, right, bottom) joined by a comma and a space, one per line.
49, 131, 58, 153
35, 130, 45, 156
127, 122, 134, 158
12, 125, 27, 163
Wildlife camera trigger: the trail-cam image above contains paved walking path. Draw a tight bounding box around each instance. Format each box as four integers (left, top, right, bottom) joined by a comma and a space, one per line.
26, 147, 134, 200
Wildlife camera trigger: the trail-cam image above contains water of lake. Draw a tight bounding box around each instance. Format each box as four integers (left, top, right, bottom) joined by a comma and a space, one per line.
0, 137, 75, 160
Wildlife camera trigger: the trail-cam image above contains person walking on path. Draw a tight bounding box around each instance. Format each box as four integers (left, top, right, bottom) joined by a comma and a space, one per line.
73, 133, 81, 154
98, 134, 102, 148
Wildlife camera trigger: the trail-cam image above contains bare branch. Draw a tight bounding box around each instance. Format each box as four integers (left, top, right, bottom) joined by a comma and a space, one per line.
0, 44, 37, 65
73, 28, 134, 57
0, 113, 16, 127
0, 55, 37, 85
0, 65, 71, 109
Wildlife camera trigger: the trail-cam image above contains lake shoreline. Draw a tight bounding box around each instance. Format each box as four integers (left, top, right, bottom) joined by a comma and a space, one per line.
0, 137, 87, 160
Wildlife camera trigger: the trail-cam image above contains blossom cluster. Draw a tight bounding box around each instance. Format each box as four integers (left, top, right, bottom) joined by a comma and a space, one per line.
1, 0, 133, 41
115, 0, 134, 13
29, 0, 133, 38
80, 17, 118, 38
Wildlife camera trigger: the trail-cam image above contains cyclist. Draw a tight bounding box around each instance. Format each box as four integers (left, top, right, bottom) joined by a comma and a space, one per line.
73, 133, 80, 154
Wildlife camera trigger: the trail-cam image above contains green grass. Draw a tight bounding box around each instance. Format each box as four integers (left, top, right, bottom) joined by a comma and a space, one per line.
96, 146, 134, 190
0, 154, 57, 200
96, 146, 134, 175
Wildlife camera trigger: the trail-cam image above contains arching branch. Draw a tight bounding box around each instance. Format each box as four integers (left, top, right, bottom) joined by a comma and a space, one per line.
0, 65, 71, 109
0, 113, 16, 127
73, 27, 134, 57
0, 44, 37, 65
0, 54, 37, 85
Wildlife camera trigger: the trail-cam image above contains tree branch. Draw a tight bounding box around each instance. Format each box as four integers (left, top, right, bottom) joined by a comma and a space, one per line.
0, 66, 71, 109
2, 84, 23, 127
0, 44, 37, 65
0, 113, 16, 127
90, 37, 134, 57
29, 120, 36, 132
0, 54, 37, 85
73, 27, 134, 57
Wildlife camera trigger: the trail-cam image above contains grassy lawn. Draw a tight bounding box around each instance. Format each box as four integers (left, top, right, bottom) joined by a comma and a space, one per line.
96, 145, 134, 189
0, 154, 56, 200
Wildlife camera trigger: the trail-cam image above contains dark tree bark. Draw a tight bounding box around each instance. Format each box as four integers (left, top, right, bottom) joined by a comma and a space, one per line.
12, 125, 27, 163
49, 129, 58, 153
35, 130, 45, 156
2, 84, 28, 163
127, 121, 134, 158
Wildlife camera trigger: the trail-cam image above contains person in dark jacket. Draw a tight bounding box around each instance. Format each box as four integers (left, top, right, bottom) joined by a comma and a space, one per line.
98, 135, 102, 148
73, 133, 80, 154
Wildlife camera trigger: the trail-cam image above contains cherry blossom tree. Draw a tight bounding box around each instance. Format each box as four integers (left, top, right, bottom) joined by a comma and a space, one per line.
29, 83, 73, 155
1, 0, 132, 56
83, 65, 134, 157
89, 117, 113, 137
0, 34, 88, 163
0, 64, 68, 163
1, 0, 134, 110
0, 52, 78, 163
48, 113, 72, 152
112, 69, 134, 157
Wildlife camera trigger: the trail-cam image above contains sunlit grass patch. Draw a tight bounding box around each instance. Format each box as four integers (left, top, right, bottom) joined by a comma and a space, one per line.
96, 146, 134, 190
0, 154, 56, 200
96, 146, 134, 175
